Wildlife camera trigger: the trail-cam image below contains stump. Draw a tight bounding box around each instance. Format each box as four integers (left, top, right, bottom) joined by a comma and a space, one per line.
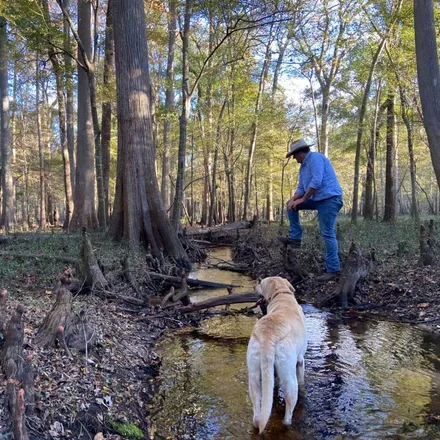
2, 304, 25, 379
420, 224, 434, 266
64, 310, 97, 352
0, 288, 7, 346
34, 278, 73, 348
78, 230, 107, 290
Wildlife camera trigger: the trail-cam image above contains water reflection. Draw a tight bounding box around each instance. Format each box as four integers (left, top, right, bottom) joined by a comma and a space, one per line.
148, 249, 440, 440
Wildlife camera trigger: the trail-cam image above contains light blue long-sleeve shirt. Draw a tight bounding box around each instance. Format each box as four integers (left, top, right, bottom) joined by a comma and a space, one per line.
296, 152, 343, 201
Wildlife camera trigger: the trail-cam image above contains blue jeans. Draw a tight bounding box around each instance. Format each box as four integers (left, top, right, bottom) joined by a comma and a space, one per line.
287, 196, 343, 272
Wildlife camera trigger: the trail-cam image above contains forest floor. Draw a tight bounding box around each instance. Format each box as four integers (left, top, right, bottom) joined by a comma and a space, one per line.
0, 217, 439, 439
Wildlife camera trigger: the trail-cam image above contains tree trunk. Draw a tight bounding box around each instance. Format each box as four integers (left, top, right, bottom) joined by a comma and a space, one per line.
414, 0, 440, 190
383, 94, 396, 222
171, 0, 193, 229
160, 0, 176, 213
63, 0, 75, 193
70, 0, 98, 230
36, 58, 46, 230
399, 85, 419, 221
101, 1, 114, 222
208, 100, 226, 226
364, 85, 382, 220
320, 86, 330, 157
243, 34, 272, 220
110, 0, 190, 268
53, 59, 74, 230
0, 17, 13, 232
351, 39, 386, 223
40, 0, 74, 230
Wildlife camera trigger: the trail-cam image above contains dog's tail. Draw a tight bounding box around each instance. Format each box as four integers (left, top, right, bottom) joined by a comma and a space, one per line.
259, 341, 275, 434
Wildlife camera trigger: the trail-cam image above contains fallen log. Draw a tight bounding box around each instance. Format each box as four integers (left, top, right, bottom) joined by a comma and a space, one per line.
138, 292, 261, 319
179, 292, 260, 313
185, 221, 252, 236
145, 271, 240, 289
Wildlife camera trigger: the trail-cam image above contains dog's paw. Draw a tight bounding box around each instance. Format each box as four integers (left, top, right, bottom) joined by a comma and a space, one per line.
252, 417, 260, 429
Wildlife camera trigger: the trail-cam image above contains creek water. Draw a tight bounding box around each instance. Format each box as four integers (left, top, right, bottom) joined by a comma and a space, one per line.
148, 247, 440, 440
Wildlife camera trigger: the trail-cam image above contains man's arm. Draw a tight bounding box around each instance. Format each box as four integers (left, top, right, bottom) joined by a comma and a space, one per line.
291, 155, 324, 209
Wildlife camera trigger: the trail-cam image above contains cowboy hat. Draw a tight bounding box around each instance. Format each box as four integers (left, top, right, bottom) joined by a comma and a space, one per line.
286, 138, 314, 158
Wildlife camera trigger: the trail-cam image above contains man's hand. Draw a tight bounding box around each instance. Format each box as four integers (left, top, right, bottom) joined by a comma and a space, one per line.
291, 198, 304, 210
287, 197, 304, 210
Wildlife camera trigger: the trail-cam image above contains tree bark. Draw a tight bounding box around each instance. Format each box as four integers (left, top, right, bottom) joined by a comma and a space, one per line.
383, 94, 396, 222
0, 17, 13, 231
36, 57, 46, 230
351, 39, 386, 223
171, 0, 193, 229
243, 31, 272, 219
414, 0, 440, 190
364, 85, 382, 220
399, 85, 419, 221
160, 0, 177, 213
63, 0, 76, 193
101, 1, 114, 222
70, 0, 98, 230
110, 0, 190, 267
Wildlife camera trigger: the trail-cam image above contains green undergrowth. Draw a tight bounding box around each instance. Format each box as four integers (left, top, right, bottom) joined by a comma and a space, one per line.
0, 231, 149, 294
275, 215, 439, 261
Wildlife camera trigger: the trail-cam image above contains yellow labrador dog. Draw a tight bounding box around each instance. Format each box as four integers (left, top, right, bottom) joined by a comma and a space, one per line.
247, 276, 307, 434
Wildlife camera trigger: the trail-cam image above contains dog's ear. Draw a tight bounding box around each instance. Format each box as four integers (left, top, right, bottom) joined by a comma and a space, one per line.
255, 278, 263, 296
287, 281, 296, 295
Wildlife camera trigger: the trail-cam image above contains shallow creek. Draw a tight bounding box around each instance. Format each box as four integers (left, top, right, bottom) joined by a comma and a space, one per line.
148, 247, 440, 440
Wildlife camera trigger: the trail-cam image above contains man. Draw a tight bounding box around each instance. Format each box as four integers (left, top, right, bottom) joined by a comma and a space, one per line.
279, 138, 343, 281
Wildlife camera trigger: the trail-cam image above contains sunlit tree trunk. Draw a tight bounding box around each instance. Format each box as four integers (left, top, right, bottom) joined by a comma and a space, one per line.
161, 0, 177, 213
110, 0, 190, 267
399, 85, 419, 221
63, 0, 75, 193
364, 85, 382, 220
352, 39, 386, 223
36, 57, 46, 229
0, 17, 13, 231
70, 0, 98, 230
414, 0, 440, 191
243, 30, 272, 219
101, 1, 114, 222
171, 0, 193, 229
383, 94, 396, 222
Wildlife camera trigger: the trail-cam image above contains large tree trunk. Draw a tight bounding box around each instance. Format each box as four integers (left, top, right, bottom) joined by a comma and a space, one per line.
171, 0, 193, 229
320, 87, 330, 157
351, 40, 386, 223
63, 0, 75, 194
70, 0, 98, 230
414, 0, 440, 190
0, 17, 13, 232
160, 0, 177, 213
383, 94, 396, 221
101, 1, 114, 222
110, 0, 190, 268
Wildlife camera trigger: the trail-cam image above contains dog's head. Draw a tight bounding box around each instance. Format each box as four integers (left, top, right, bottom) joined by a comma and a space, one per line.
255, 276, 295, 303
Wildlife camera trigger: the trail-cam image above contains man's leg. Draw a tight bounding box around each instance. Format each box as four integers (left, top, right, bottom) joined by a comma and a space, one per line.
317, 197, 343, 273
287, 199, 317, 240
